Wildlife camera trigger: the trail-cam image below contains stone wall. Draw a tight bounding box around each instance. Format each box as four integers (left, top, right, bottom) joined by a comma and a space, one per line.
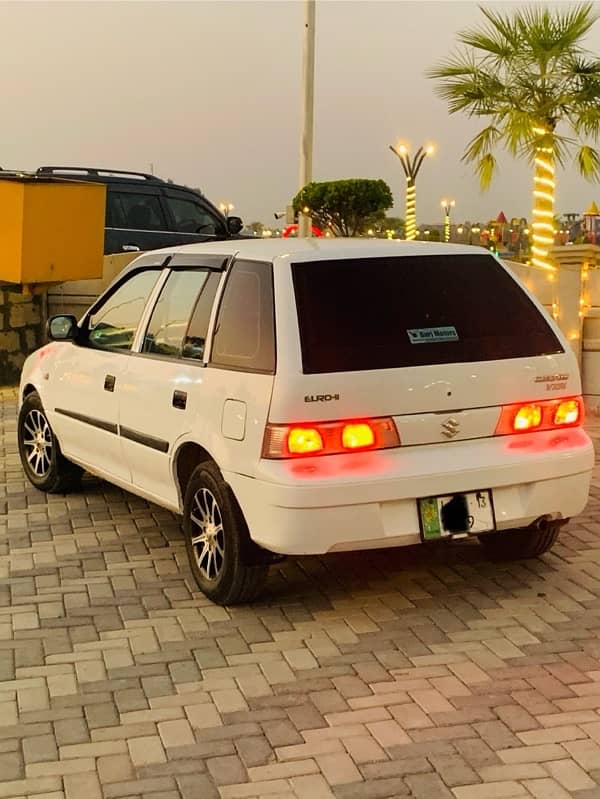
0, 287, 44, 386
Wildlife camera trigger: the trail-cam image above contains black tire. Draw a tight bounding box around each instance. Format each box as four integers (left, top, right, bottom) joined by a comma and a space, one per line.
479, 520, 563, 561
18, 392, 83, 493
183, 460, 269, 605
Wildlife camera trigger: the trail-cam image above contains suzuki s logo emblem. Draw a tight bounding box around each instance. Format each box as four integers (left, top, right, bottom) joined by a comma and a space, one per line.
441, 418, 460, 439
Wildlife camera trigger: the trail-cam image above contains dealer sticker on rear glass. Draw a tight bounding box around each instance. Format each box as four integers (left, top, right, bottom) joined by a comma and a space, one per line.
407, 326, 459, 344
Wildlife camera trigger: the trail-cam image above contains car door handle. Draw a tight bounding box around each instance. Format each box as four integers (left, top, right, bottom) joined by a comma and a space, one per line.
104, 374, 116, 392
172, 390, 187, 410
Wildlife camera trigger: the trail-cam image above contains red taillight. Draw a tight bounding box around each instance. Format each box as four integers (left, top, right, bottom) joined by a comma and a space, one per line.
554, 399, 580, 426
262, 417, 400, 459
342, 422, 376, 449
288, 427, 323, 455
495, 397, 583, 436
513, 404, 542, 431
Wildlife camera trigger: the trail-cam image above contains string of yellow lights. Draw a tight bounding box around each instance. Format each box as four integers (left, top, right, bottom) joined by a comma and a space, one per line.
531, 127, 556, 272
405, 179, 416, 240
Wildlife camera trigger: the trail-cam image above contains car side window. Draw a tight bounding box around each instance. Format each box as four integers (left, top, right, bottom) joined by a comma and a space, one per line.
109, 192, 166, 230
182, 271, 222, 361
142, 270, 210, 358
210, 259, 275, 373
86, 270, 161, 351
166, 195, 224, 236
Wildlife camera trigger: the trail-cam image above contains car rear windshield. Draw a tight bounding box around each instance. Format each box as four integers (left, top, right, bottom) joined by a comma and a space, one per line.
292, 254, 563, 374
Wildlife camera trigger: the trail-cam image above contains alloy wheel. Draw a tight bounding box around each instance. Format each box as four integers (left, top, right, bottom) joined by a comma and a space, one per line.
189, 487, 225, 581
22, 409, 53, 478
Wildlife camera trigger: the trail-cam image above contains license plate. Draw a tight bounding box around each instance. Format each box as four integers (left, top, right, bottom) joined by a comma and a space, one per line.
419, 490, 495, 541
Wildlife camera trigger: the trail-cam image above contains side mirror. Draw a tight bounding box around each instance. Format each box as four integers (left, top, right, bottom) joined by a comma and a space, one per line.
47, 315, 78, 341
227, 216, 244, 235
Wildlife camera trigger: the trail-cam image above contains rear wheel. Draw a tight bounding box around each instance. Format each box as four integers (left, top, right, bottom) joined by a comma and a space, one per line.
479, 520, 563, 561
183, 461, 269, 605
18, 392, 83, 493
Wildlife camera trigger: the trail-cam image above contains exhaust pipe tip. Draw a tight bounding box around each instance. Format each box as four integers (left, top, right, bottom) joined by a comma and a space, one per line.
532, 515, 552, 533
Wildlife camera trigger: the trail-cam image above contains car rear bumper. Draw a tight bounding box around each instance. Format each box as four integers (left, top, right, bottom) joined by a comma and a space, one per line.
224, 428, 594, 555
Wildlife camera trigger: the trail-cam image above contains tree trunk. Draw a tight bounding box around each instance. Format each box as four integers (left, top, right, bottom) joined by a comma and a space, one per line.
531, 143, 555, 271
405, 177, 416, 240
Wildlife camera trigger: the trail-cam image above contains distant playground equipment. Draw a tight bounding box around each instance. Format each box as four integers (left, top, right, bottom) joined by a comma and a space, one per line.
282, 223, 323, 238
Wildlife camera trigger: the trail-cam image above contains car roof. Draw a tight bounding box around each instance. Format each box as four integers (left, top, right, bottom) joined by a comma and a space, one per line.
140, 237, 492, 264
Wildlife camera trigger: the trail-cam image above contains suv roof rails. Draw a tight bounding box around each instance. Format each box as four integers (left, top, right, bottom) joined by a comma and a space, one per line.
36, 166, 163, 183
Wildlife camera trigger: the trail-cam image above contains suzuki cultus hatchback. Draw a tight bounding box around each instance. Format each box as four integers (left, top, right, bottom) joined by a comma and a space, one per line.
18, 240, 594, 604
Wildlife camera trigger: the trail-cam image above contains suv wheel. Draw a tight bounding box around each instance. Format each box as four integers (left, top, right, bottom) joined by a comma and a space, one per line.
479, 520, 562, 561
183, 461, 269, 605
18, 392, 83, 493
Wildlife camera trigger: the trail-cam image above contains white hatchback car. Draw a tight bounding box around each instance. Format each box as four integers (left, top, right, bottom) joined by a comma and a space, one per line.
18, 240, 594, 604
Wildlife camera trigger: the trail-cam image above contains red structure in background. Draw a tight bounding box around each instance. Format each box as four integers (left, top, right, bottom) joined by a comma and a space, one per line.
282, 224, 323, 238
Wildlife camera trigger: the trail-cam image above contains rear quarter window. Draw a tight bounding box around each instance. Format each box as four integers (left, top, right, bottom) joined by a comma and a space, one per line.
292, 254, 563, 374
210, 259, 275, 373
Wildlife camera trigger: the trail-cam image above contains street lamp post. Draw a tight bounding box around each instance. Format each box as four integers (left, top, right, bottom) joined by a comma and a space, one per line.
298, 0, 316, 238
440, 199, 455, 242
389, 143, 434, 240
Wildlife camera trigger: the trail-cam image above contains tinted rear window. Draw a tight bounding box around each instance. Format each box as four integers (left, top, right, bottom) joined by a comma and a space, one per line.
292, 254, 563, 374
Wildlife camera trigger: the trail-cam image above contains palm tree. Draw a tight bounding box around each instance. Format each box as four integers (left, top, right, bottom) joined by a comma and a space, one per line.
428, 4, 600, 270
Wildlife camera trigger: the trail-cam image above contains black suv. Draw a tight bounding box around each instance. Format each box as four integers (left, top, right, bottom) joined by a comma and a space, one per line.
35, 166, 244, 255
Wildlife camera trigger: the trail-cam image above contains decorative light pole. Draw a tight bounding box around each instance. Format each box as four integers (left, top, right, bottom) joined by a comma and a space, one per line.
389, 143, 434, 240
440, 199, 455, 242
531, 126, 555, 271
219, 202, 234, 218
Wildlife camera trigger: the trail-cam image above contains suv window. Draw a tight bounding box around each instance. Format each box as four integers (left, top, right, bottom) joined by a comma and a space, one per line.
87, 269, 161, 350
182, 272, 222, 361
108, 192, 166, 230
292, 254, 564, 374
210, 260, 275, 373
142, 270, 210, 358
166, 195, 224, 235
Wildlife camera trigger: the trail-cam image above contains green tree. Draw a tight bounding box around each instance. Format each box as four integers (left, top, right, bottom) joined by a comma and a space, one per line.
366, 213, 405, 238
428, 3, 600, 269
293, 179, 393, 237
246, 221, 265, 236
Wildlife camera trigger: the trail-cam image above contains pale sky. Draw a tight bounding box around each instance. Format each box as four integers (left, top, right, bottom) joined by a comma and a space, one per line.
2, 0, 600, 226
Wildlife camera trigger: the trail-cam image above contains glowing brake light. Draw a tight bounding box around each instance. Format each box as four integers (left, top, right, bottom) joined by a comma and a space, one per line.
342, 423, 375, 449
513, 404, 542, 431
288, 427, 323, 455
495, 397, 583, 436
262, 417, 400, 459
554, 399, 580, 426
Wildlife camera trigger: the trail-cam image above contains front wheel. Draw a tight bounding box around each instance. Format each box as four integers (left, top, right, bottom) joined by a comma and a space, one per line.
18, 392, 83, 493
183, 461, 269, 605
479, 519, 563, 561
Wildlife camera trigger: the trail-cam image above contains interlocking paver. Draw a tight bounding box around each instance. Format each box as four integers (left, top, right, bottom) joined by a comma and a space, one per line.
545, 758, 597, 792
1, 389, 600, 797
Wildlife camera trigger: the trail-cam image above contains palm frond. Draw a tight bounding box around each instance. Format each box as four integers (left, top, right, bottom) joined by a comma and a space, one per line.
502, 112, 536, 156
426, 50, 479, 81
428, 52, 508, 116
475, 153, 497, 190
477, 6, 521, 49
569, 54, 600, 77
517, 3, 598, 58
576, 145, 600, 180
571, 107, 600, 139
457, 28, 514, 60
462, 125, 502, 164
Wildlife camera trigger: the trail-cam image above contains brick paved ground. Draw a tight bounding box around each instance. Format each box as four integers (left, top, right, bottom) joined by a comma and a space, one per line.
2, 387, 600, 799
